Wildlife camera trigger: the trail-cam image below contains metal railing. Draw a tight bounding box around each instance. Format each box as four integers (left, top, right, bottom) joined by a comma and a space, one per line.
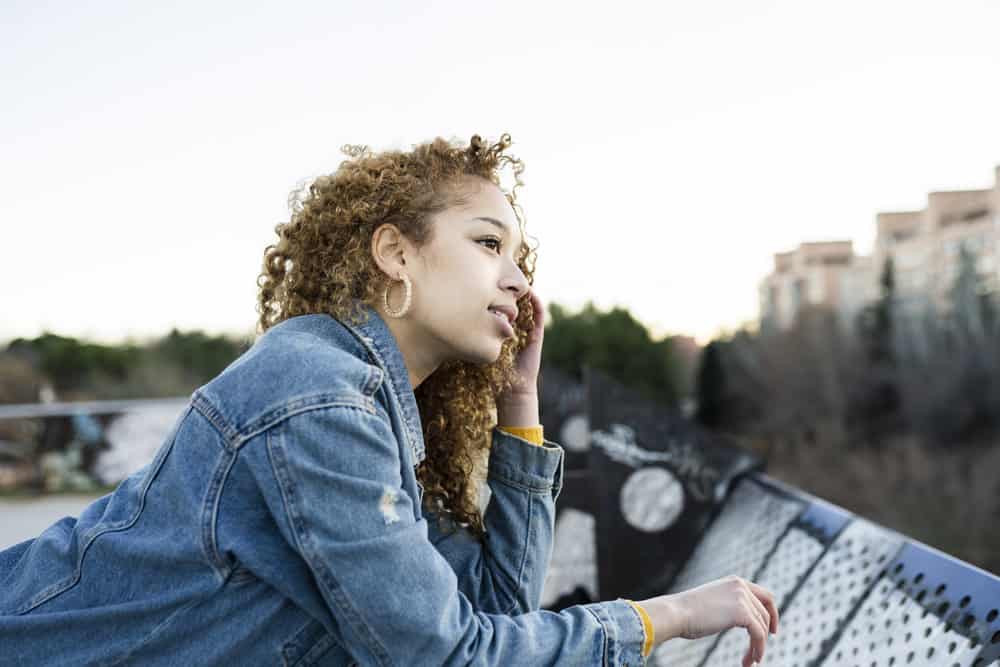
2, 379, 998, 665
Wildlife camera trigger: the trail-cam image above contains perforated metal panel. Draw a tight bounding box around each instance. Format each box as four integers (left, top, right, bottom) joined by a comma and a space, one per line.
740, 518, 904, 667
830, 539, 1000, 667
643, 479, 997, 667
651, 477, 805, 667
667, 478, 807, 593
824, 579, 985, 666
706, 526, 826, 666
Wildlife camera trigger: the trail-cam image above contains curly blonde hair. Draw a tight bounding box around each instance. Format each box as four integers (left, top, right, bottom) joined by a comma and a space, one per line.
256, 134, 537, 537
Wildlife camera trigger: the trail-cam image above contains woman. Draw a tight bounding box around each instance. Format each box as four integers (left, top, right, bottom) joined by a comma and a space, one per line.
0, 134, 777, 665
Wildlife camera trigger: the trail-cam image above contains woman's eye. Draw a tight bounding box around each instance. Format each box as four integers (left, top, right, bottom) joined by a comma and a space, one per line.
478, 238, 502, 253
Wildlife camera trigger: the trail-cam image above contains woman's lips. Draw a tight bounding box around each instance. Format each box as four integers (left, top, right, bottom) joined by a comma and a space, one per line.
489, 308, 515, 338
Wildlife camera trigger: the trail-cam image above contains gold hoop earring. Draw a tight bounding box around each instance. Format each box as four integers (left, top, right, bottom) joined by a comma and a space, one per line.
383, 273, 412, 318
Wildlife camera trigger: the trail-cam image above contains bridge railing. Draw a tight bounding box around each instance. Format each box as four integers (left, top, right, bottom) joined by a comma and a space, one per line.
538, 366, 1000, 667
1, 373, 998, 666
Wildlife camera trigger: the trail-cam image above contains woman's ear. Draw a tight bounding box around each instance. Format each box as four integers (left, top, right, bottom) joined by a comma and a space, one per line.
371, 223, 408, 278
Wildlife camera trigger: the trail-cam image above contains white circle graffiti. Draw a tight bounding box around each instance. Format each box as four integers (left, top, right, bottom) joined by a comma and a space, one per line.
559, 414, 590, 452
619, 467, 685, 532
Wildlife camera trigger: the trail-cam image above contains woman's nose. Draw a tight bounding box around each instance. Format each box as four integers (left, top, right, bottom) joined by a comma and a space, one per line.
502, 263, 529, 300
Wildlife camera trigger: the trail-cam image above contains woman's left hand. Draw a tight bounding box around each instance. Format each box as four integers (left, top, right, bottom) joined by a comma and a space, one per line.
496, 289, 545, 426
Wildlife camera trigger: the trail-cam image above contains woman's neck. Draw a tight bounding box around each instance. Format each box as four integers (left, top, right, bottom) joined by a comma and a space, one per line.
379, 311, 441, 390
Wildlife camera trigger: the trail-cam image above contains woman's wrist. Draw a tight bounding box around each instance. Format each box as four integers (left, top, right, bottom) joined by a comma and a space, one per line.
496, 392, 539, 427
637, 595, 687, 646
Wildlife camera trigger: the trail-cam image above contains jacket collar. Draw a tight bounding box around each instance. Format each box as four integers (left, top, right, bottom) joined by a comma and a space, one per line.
338, 300, 426, 465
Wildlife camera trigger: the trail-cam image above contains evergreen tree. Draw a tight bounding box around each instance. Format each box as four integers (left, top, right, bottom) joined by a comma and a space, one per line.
694, 341, 726, 427
850, 256, 901, 444
870, 255, 895, 367
950, 243, 985, 342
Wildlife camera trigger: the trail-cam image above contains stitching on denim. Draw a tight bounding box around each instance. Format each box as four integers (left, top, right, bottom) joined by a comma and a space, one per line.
235, 397, 376, 449
282, 618, 344, 667
238, 393, 376, 441
298, 631, 340, 666
584, 605, 613, 667
201, 445, 238, 582
192, 392, 238, 447
624, 600, 648, 661
281, 618, 321, 666
552, 446, 565, 500
343, 327, 423, 464
488, 434, 561, 492
266, 420, 391, 665
604, 602, 626, 667
471, 471, 539, 617
369, 342, 418, 454
361, 364, 384, 397
473, 529, 520, 614
487, 472, 551, 493
9, 407, 189, 616
529, 491, 542, 611
226, 567, 256, 584
108, 594, 206, 665
510, 490, 535, 615
193, 389, 378, 451
487, 461, 554, 493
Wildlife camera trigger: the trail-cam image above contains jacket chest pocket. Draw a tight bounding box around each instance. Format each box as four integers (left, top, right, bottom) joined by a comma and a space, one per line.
281, 618, 355, 667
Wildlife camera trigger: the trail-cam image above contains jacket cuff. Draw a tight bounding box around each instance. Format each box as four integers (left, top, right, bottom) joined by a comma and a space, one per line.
489, 427, 565, 498
583, 598, 649, 666
498, 424, 544, 445
625, 599, 655, 656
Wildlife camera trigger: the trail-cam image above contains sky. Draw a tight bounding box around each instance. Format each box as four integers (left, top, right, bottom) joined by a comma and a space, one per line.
3, 0, 999, 345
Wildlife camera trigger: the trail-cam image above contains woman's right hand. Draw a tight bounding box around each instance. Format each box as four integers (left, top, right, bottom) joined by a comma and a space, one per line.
636, 575, 779, 667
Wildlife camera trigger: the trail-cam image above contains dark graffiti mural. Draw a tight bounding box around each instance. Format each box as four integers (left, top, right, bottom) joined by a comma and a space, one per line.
540, 365, 762, 607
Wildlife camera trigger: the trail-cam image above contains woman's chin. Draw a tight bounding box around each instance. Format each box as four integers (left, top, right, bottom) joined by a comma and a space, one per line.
457, 342, 504, 366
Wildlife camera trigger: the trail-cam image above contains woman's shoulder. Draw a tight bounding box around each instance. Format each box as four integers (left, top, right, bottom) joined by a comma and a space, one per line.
193, 314, 385, 436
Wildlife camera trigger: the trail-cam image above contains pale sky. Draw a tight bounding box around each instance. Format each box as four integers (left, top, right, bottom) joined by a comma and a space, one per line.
3, 0, 999, 345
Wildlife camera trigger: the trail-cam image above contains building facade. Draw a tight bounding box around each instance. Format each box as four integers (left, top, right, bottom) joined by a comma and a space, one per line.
760, 165, 1000, 333
759, 240, 863, 332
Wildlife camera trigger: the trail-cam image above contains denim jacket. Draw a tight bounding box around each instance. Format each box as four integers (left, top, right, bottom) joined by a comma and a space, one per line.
0, 301, 648, 666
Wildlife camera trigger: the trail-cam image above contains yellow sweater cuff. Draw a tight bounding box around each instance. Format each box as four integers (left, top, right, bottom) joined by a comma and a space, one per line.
497, 425, 544, 446
625, 599, 655, 657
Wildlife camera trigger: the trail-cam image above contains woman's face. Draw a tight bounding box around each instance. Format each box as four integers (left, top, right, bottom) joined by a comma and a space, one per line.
402, 176, 529, 369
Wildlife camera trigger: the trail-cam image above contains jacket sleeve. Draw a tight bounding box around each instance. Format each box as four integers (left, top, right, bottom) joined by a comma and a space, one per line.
425, 426, 562, 616
255, 402, 647, 666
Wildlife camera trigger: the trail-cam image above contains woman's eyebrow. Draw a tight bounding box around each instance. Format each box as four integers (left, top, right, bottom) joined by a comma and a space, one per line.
470, 216, 523, 248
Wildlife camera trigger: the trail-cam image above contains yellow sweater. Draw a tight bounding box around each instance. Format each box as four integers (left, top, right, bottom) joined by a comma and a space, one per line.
497, 425, 654, 658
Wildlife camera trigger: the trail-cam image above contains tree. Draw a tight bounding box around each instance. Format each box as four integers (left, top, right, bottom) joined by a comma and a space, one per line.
950, 243, 986, 343
543, 302, 680, 408
694, 341, 725, 427
849, 256, 901, 444
6, 333, 141, 394
3, 329, 251, 400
